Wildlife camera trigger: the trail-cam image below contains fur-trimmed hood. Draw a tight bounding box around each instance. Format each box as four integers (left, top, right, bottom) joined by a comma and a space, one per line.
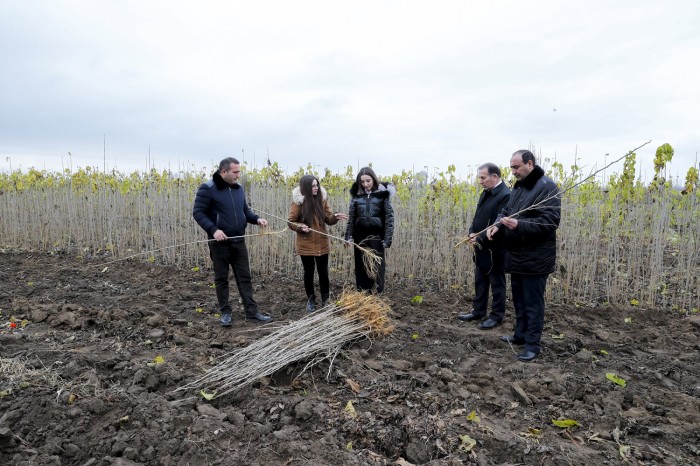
292, 186, 328, 205
349, 181, 396, 198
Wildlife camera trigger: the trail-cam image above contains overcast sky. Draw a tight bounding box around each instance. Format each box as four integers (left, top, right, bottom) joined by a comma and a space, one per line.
1, 0, 698, 181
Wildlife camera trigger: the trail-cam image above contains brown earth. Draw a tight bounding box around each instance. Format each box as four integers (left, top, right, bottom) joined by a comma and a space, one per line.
1, 251, 699, 466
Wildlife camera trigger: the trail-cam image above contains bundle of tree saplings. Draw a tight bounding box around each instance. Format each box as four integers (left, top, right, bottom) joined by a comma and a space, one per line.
176, 291, 393, 399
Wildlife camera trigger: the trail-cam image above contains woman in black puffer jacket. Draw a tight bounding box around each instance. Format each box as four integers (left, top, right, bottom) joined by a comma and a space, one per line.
345, 167, 395, 293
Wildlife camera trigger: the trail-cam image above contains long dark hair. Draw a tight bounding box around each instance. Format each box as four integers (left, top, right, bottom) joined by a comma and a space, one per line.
355, 167, 380, 193
299, 175, 326, 225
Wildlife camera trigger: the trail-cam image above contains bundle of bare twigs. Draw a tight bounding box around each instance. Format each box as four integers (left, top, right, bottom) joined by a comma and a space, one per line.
175, 291, 393, 399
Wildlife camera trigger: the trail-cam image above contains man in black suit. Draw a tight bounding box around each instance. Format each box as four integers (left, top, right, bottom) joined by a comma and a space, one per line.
459, 163, 511, 329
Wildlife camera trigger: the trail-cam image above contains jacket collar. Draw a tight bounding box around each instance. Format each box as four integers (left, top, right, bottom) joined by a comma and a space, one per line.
213, 170, 241, 190
488, 181, 506, 195
349, 181, 394, 197
513, 165, 545, 190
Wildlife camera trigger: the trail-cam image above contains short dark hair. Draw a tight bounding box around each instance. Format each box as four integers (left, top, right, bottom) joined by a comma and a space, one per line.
219, 157, 240, 171
513, 150, 536, 165
478, 163, 501, 178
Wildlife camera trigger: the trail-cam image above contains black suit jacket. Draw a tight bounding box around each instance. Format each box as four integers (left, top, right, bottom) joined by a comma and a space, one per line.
470, 181, 511, 243
470, 182, 511, 269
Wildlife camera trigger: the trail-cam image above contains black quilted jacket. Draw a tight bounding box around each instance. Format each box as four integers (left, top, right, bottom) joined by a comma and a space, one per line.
344, 182, 395, 247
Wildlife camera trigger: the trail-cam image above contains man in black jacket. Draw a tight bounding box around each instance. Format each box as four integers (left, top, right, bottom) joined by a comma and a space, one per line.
458, 163, 511, 329
487, 150, 560, 361
193, 157, 273, 327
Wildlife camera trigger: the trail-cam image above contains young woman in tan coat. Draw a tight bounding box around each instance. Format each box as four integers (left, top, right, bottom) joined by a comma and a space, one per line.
288, 175, 347, 312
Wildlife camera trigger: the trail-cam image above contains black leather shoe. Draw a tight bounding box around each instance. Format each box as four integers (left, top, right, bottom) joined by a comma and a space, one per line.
479, 318, 502, 330
499, 335, 525, 344
517, 350, 538, 361
458, 311, 485, 322
247, 312, 273, 323
220, 313, 232, 327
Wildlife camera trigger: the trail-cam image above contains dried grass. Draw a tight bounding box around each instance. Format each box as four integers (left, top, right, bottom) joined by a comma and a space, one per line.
0, 357, 65, 391
0, 356, 126, 400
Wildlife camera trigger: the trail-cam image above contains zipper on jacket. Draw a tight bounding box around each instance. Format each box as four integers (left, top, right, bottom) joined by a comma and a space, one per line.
228, 187, 239, 232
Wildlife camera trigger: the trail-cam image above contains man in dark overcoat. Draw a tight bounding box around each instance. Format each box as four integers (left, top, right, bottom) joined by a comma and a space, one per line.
487, 150, 560, 361
459, 163, 511, 329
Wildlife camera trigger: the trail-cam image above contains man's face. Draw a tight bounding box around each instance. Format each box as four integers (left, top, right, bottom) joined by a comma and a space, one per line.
221, 163, 241, 184
478, 168, 499, 190
510, 155, 534, 181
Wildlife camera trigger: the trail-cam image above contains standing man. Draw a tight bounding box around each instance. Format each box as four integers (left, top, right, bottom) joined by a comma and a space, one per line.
487, 150, 560, 361
193, 157, 273, 327
458, 163, 511, 329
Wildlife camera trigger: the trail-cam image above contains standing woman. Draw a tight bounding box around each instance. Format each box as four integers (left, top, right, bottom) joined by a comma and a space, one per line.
345, 167, 395, 294
288, 175, 348, 312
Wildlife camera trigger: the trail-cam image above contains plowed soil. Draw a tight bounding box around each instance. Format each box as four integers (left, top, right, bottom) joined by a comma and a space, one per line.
1, 251, 699, 466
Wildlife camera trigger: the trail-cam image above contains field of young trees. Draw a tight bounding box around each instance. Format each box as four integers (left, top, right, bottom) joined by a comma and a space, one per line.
1, 145, 699, 465
1, 144, 698, 312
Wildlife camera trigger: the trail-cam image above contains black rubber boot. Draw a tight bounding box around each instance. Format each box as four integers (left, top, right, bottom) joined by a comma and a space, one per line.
306, 296, 316, 313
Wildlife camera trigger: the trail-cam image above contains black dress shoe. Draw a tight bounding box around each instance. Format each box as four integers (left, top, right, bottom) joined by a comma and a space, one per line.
499, 335, 525, 345
458, 311, 485, 322
246, 312, 273, 323
517, 350, 538, 361
479, 318, 502, 330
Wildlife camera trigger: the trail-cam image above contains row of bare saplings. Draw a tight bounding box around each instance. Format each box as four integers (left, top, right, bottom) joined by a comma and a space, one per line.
0, 174, 697, 312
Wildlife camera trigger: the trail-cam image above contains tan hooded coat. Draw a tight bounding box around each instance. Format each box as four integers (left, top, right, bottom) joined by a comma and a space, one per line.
287, 186, 339, 256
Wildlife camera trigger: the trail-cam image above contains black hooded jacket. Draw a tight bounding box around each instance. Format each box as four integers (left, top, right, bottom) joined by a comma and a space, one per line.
192, 171, 260, 242
496, 165, 560, 274
344, 182, 395, 247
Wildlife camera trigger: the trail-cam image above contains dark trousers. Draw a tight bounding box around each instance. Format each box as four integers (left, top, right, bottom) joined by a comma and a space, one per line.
472, 248, 506, 321
300, 254, 330, 299
209, 240, 258, 317
353, 237, 386, 294
511, 273, 548, 353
